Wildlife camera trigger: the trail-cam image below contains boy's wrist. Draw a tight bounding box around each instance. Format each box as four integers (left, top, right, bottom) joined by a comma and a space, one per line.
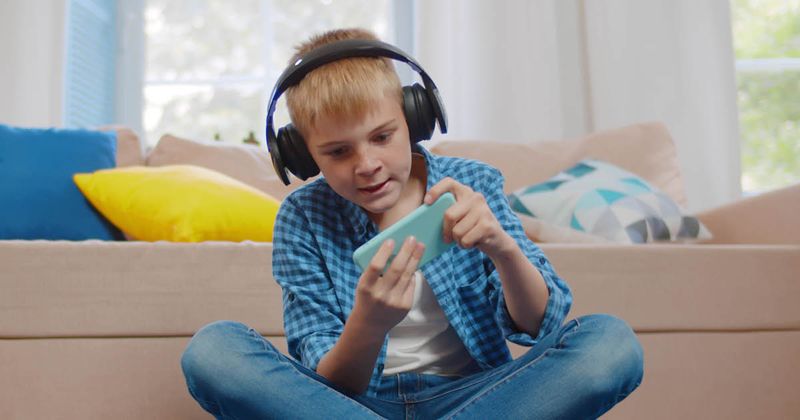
346, 305, 391, 342
484, 231, 520, 261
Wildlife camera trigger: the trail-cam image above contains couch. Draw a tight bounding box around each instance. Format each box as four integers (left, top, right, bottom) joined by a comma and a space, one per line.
1, 122, 798, 419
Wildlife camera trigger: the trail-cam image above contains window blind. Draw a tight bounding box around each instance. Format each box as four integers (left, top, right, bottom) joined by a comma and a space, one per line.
63, 0, 117, 128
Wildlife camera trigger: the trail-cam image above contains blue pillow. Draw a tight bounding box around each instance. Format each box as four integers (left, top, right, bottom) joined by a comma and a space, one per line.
0, 124, 124, 240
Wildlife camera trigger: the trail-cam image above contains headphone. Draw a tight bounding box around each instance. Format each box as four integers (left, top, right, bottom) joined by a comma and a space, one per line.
265, 39, 448, 185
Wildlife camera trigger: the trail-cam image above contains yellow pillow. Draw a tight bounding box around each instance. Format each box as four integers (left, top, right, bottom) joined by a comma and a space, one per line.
73, 165, 280, 242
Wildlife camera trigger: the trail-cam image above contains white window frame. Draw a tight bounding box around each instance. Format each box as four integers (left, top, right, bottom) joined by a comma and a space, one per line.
115, 0, 144, 137
736, 58, 800, 73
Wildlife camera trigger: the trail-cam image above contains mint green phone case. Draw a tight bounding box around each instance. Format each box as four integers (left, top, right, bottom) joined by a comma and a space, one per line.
353, 192, 456, 272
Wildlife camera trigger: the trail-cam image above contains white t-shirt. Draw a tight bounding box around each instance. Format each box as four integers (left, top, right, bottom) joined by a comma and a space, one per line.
383, 271, 474, 376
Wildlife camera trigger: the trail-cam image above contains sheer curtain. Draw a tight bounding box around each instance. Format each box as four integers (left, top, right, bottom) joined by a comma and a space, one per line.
414, 0, 741, 212
0, 0, 67, 127
414, 1, 578, 143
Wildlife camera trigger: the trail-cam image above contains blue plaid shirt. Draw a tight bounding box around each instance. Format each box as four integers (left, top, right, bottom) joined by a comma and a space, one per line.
272, 145, 572, 397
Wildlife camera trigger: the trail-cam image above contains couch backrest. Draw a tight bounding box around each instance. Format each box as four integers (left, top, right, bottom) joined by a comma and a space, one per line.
98, 126, 146, 167
146, 133, 313, 200
429, 121, 688, 207
110, 121, 686, 205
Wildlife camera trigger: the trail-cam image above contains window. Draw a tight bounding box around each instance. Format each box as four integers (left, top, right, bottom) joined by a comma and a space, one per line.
731, 0, 800, 193
64, 0, 117, 128
142, 0, 402, 147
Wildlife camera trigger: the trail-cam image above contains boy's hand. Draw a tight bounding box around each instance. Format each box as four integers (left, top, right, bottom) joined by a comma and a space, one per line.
424, 177, 515, 259
351, 236, 425, 336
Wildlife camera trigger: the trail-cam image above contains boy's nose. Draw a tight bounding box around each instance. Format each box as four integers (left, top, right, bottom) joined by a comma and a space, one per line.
354, 151, 381, 175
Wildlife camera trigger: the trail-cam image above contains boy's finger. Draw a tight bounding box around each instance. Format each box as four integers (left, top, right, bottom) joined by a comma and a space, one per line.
442, 200, 470, 243
450, 206, 480, 246
411, 241, 425, 268
400, 241, 425, 279
363, 239, 395, 282
400, 242, 425, 291
458, 226, 484, 249
424, 177, 463, 205
385, 236, 418, 282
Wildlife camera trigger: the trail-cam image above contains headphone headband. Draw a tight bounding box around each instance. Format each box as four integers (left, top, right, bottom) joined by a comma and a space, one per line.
271, 39, 428, 100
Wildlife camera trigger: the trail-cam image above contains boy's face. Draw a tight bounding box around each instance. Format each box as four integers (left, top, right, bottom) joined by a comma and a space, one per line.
305, 95, 414, 216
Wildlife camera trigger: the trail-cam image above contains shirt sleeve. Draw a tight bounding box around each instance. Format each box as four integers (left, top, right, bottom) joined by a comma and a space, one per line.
481, 167, 573, 346
272, 195, 344, 371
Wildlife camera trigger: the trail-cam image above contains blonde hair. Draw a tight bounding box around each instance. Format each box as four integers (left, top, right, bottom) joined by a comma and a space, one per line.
285, 28, 403, 137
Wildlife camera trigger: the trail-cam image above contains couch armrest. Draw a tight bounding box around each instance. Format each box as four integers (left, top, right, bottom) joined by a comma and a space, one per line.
696, 183, 800, 244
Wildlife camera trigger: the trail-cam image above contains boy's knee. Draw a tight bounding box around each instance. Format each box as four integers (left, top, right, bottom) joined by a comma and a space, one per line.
577, 314, 644, 397
587, 314, 642, 365
195, 320, 249, 342
181, 321, 249, 383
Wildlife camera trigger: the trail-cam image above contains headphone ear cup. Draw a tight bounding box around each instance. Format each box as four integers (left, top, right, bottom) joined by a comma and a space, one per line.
402, 83, 436, 143
277, 124, 320, 181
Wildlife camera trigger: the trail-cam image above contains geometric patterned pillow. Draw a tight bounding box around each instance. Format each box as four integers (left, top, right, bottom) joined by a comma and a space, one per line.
507, 159, 712, 244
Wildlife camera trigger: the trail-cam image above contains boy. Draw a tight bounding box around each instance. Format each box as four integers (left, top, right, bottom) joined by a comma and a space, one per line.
182, 28, 643, 419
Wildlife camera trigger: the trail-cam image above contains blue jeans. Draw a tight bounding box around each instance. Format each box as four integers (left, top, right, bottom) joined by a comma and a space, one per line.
181, 314, 643, 419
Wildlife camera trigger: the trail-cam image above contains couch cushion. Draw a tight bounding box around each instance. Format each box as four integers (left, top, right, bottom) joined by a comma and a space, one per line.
0, 241, 283, 338
544, 243, 800, 332
508, 331, 800, 419
98, 125, 144, 167
0, 338, 211, 419
0, 124, 123, 240
1, 242, 798, 338
516, 214, 611, 244
146, 134, 311, 200
508, 159, 711, 244
696, 183, 800, 245
429, 121, 688, 207
74, 165, 280, 242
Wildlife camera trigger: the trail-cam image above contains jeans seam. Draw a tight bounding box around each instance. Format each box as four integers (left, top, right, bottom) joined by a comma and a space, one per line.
396, 374, 402, 400
288, 359, 382, 417
446, 319, 583, 419
444, 352, 551, 419
557, 318, 581, 348
248, 327, 272, 351
382, 367, 507, 404
245, 328, 383, 419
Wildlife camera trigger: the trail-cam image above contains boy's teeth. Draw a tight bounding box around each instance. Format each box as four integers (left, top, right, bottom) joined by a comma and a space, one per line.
363, 181, 385, 191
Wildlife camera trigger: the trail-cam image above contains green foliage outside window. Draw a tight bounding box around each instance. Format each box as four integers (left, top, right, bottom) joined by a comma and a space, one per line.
731, 0, 800, 191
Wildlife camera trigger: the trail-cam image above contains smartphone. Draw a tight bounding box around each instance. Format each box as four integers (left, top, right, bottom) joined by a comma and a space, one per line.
353, 192, 456, 272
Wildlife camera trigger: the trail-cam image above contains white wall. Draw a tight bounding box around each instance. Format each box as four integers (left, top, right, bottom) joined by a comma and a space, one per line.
0, 0, 67, 127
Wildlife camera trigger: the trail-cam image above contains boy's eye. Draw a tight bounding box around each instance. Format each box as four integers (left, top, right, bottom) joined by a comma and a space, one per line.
374, 132, 393, 143
327, 147, 348, 157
